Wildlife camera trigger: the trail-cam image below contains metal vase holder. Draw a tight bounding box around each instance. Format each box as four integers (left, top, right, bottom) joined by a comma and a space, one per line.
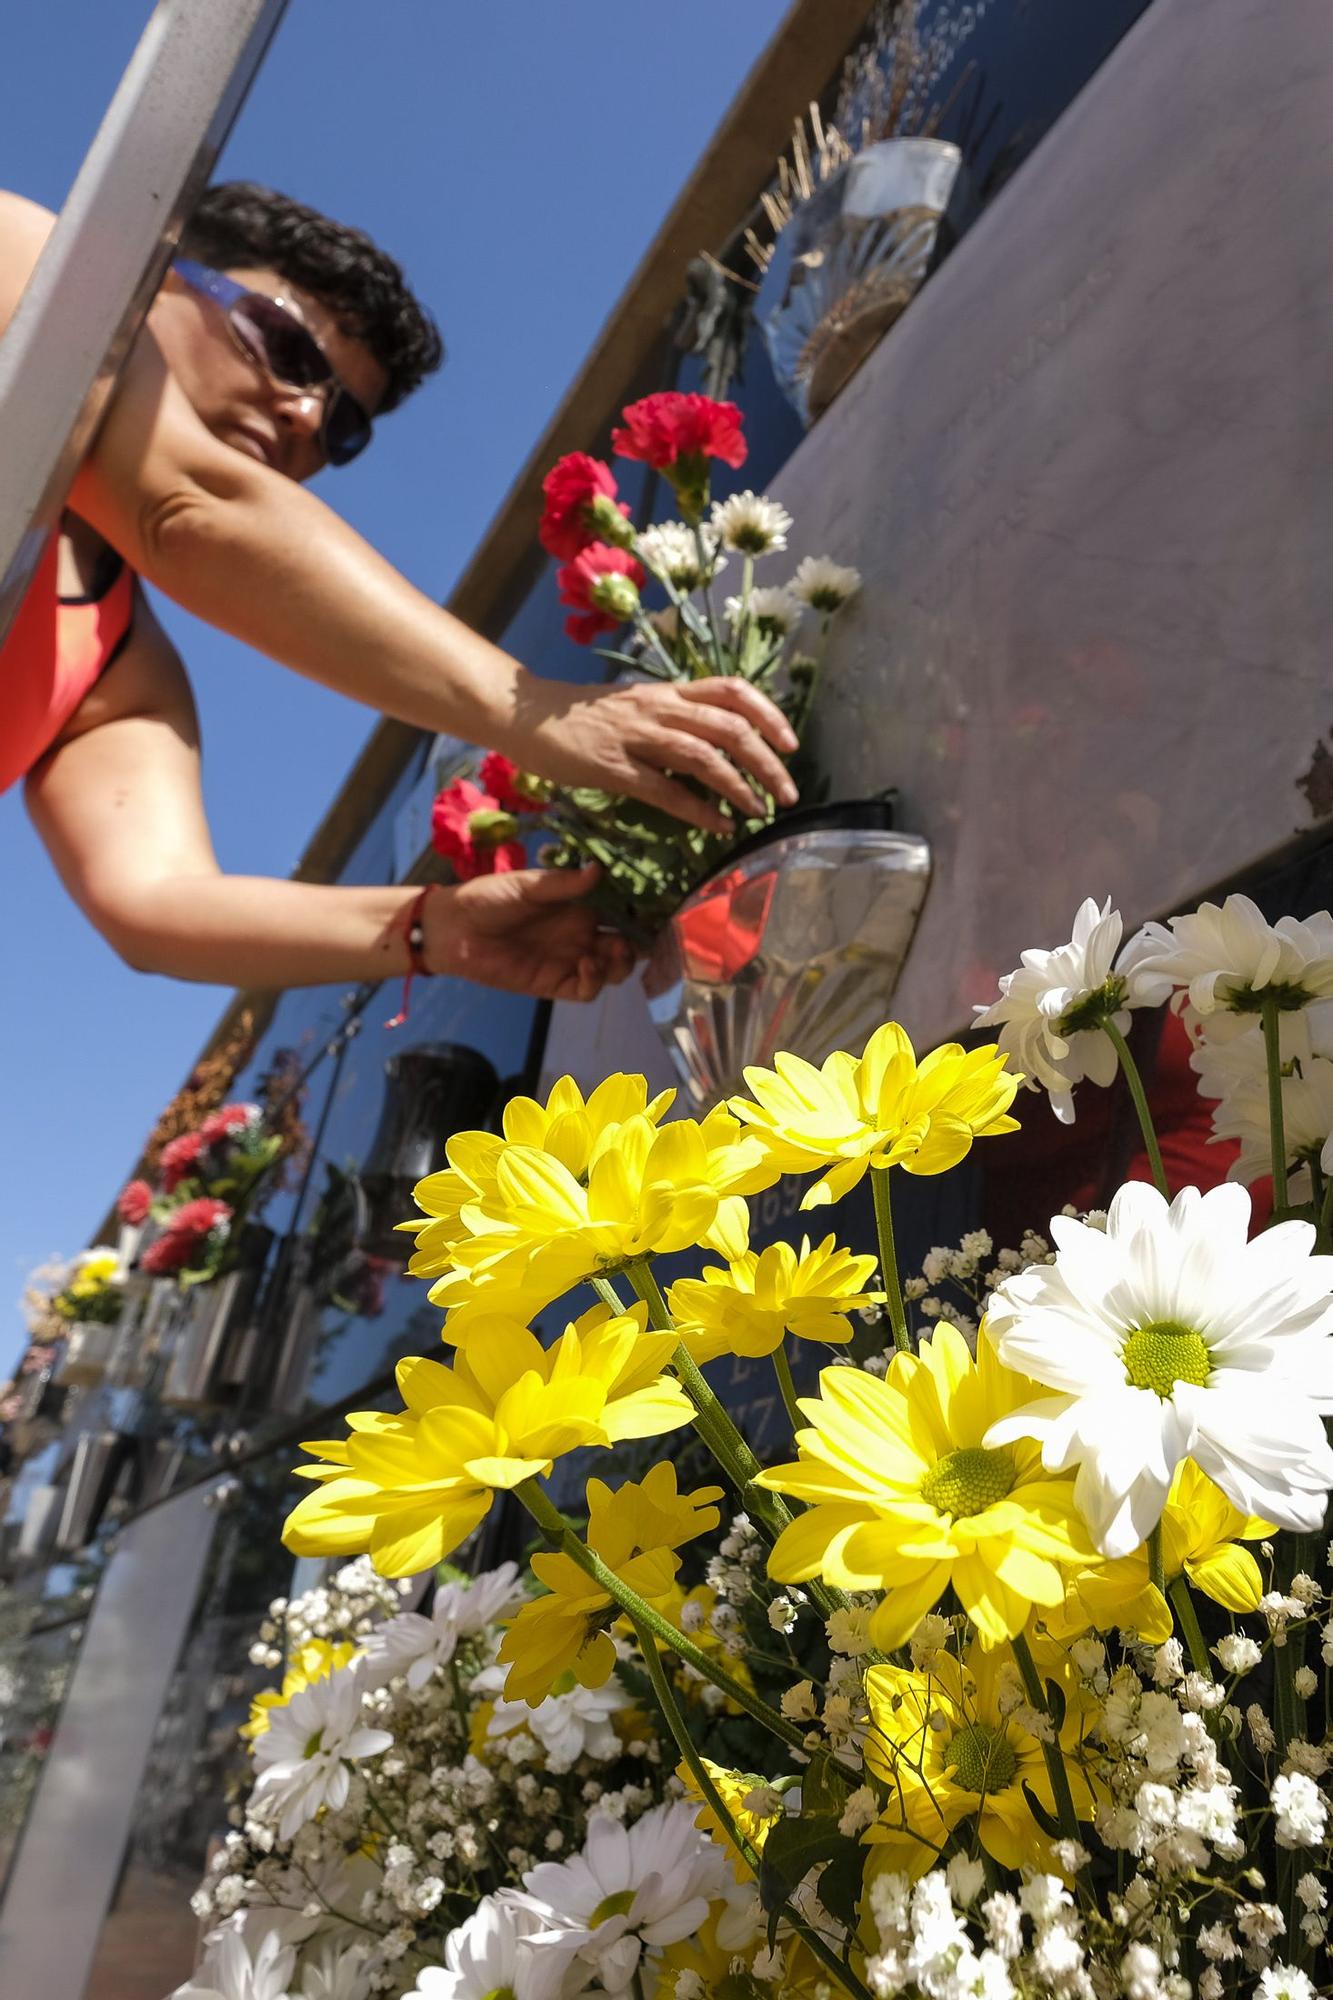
159, 1224, 274, 1412
758, 137, 967, 427
644, 801, 931, 1108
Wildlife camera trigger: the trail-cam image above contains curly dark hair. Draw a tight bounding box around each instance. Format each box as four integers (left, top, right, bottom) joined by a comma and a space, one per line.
180, 181, 443, 413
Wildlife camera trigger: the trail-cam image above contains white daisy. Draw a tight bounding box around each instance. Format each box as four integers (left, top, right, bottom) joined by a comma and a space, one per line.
361, 1563, 524, 1689
1191, 1002, 1333, 1192
636, 522, 722, 591
295, 1942, 373, 2000
171, 1929, 296, 2000
724, 585, 802, 634
787, 554, 862, 613
250, 1665, 392, 1842
479, 1667, 632, 1773
984, 1181, 1333, 1557
1121, 895, 1333, 1016
973, 897, 1152, 1123
514, 1801, 733, 1994
708, 490, 792, 555
406, 1895, 565, 2000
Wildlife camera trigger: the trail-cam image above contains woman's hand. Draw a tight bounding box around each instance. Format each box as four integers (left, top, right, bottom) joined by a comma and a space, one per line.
426, 864, 636, 1003
519, 676, 801, 834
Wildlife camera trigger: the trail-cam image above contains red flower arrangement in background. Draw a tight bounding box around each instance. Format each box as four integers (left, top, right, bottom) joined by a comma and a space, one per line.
117, 1178, 153, 1226
141, 1196, 232, 1276
198, 1101, 259, 1149
159, 1128, 206, 1194
538, 452, 631, 560
556, 542, 646, 645
431, 778, 526, 881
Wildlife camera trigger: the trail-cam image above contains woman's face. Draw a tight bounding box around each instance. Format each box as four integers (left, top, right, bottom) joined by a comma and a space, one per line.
149, 264, 390, 483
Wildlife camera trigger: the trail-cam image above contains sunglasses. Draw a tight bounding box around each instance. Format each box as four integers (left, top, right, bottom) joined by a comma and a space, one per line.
172, 257, 374, 467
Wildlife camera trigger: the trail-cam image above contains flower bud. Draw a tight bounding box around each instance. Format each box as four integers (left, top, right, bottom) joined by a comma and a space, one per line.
467, 809, 521, 847
587, 492, 637, 549
589, 571, 642, 622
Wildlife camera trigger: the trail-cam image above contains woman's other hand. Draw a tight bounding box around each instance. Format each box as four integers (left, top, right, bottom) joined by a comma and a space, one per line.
426, 863, 636, 1003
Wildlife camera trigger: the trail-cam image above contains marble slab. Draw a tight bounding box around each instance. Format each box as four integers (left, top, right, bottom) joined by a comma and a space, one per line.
544, 0, 1333, 1090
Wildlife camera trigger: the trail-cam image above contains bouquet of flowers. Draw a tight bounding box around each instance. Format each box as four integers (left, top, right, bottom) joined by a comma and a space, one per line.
430, 391, 861, 942
119, 1103, 284, 1288
26, 1246, 125, 1330
182, 889, 1333, 2000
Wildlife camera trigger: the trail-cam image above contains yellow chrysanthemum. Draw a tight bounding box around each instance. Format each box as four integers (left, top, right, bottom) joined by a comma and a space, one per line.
282, 1304, 695, 1577
729, 1022, 1021, 1207
400, 1074, 678, 1279
497, 1463, 722, 1705
67, 1250, 120, 1300
240, 1639, 358, 1741
865, 1645, 1098, 1876
757, 1323, 1096, 1649
676, 1755, 788, 1878
666, 1235, 881, 1364
1045, 1459, 1274, 1645
405, 1104, 774, 1335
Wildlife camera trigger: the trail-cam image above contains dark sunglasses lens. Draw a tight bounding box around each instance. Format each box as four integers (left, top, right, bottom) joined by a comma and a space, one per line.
323, 391, 373, 467
232, 295, 330, 390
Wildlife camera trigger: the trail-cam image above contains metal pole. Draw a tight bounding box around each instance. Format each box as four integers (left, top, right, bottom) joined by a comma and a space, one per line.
0, 0, 292, 647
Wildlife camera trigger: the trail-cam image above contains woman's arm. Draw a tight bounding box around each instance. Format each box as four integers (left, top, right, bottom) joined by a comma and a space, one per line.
0, 193, 798, 834
24, 595, 631, 1000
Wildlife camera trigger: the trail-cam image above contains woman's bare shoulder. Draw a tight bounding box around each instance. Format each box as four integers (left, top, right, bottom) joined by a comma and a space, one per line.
0, 192, 55, 328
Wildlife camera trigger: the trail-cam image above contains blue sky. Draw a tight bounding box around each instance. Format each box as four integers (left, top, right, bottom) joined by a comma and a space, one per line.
0, 0, 791, 1377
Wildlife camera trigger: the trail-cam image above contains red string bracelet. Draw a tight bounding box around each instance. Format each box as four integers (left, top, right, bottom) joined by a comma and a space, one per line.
384, 883, 438, 1030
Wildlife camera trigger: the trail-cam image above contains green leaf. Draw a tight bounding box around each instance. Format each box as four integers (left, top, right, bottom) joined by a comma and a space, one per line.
1022, 1782, 1063, 1840
802, 1750, 854, 1817
758, 1811, 850, 1946
816, 1838, 867, 1932
1044, 1678, 1067, 1733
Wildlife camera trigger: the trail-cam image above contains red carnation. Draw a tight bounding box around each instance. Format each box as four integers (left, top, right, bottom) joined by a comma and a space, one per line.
611, 392, 746, 518
117, 1178, 153, 1226
159, 1128, 207, 1193
199, 1102, 258, 1149
431, 778, 526, 882
556, 542, 646, 645
478, 752, 549, 814
141, 1196, 232, 1274
538, 452, 631, 560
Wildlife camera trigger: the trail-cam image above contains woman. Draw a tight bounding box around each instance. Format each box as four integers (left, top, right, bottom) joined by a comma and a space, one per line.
0, 182, 799, 1004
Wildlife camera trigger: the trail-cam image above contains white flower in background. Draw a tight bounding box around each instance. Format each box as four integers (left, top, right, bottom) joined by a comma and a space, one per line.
708, 489, 792, 555
787, 553, 862, 613
985, 1181, 1333, 1556
974, 897, 1149, 1123
295, 1942, 373, 2000
724, 585, 801, 633
172, 1929, 296, 2000
250, 1666, 392, 1842
1271, 1772, 1328, 1848
1190, 1002, 1333, 1192
1120, 895, 1333, 1015
516, 1801, 732, 1994
479, 1667, 632, 1774
361, 1564, 524, 1690
636, 522, 722, 591
1257, 1968, 1319, 2000
406, 1896, 565, 2000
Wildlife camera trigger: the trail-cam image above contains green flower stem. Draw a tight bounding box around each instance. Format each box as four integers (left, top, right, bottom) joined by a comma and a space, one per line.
621, 1260, 856, 1619
1099, 1017, 1169, 1199
1167, 1575, 1213, 1679
1260, 995, 1290, 1215
589, 1272, 629, 1315
692, 524, 727, 676
630, 604, 688, 683
1010, 1630, 1082, 1846
771, 1342, 804, 1436
512, 1476, 807, 1753
1147, 1524, 1165, 1598
870, 1167, 912, 1353
635, 1619, 870, 2000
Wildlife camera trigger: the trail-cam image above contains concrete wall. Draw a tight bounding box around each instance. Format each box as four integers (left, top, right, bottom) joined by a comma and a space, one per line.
544, 0, 1333, 1091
